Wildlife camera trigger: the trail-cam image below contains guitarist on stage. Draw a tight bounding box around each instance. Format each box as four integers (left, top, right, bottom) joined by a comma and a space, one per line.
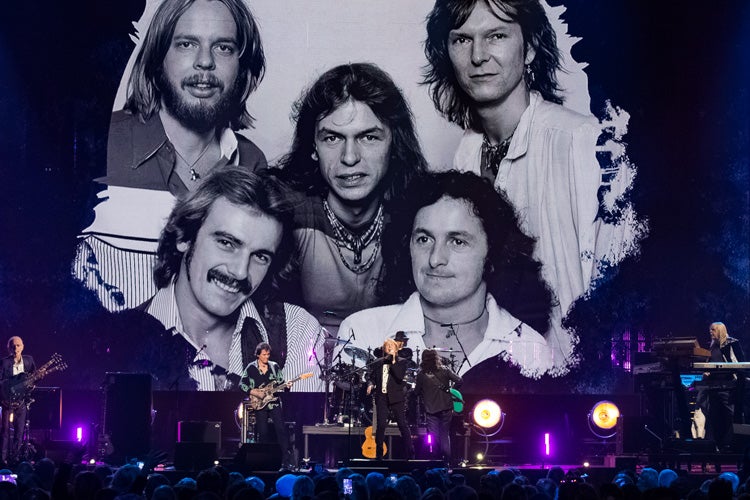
415, 349, 463, 465
0, 336, 36, 464
239, 342, 293, 468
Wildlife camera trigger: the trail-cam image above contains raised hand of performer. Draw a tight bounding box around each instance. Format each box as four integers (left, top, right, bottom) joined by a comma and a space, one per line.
384, 339, 398, 364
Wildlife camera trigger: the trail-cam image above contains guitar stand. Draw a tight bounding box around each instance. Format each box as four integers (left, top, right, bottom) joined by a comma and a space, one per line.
12, 399, 36, 464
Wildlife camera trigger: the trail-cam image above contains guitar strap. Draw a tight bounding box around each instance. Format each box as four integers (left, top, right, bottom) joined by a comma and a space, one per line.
426, 371, 461, 401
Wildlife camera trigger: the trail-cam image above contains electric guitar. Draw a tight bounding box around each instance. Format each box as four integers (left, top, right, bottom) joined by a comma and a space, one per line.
1, 354, 67, 406
248, 372, 313, 411
450, 388, 464, 413
97, 380, 114, 459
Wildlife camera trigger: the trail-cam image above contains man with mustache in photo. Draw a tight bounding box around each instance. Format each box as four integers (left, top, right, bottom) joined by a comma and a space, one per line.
100, 167, 323, 391
74, 0, 268, 311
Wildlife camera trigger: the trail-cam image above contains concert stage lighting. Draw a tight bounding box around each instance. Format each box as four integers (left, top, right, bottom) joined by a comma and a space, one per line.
588, 400, 620, 439
473, 399, 503, 429
471, 399, 505, 464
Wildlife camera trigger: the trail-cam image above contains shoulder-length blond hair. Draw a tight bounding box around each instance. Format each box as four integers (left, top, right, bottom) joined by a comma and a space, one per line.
711, 322, 729, 345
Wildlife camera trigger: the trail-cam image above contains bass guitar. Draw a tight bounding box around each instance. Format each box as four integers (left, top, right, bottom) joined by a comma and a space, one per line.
1, 354, 67, 406
248, 372, 313, 411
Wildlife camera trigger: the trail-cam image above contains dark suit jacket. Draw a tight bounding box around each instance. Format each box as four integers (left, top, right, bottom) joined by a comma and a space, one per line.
0, 355, 36, 381
368, 355, 409, 404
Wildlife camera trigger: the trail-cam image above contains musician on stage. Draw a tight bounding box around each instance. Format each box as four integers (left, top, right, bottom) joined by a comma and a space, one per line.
239, 342, 293, 468
697, 322, 746, 450
415, 349, 462, 465
366, 338, 414, 460
0, 336, 36, 464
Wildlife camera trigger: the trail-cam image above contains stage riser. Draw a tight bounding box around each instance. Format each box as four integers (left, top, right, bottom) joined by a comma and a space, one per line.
45, 390, 649, 464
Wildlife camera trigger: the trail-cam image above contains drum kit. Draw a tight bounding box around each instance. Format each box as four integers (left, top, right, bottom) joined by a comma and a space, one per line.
324, 345, 373, 426
320, 341, 464, 427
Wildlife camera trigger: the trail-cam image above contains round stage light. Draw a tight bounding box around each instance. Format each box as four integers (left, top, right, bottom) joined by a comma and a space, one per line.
590, 401, 620, 430
473, 399, 502, 429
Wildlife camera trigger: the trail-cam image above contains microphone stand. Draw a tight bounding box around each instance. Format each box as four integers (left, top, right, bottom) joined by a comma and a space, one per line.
445, 324, 472, 370
316, 329, 355, 427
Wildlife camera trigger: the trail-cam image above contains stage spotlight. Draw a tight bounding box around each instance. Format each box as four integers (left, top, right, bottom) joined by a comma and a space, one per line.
473, 399, 502, 428
588, 400, 620, 439
471, 399, 505, 465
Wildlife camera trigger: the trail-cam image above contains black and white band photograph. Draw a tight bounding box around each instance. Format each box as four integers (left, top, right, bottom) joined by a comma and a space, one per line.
1, 0, 749, 497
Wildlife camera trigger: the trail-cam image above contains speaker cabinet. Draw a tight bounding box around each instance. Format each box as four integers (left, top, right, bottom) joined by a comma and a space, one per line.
30, 387, 61, 430
235, 443, 281, 470
103, 373, 152, 462
178, 421, 221, 446
174, 442, 217, 471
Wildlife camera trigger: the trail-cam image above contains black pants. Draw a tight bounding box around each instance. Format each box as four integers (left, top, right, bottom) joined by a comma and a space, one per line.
1, 403, 26, 462
697, 387, 734, 448
426, 410, 453, 463
254, 405, 292, 465
373, 394, 413, 459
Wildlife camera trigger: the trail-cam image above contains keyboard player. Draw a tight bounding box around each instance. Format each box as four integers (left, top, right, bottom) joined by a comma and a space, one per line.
695, 322, 746, 450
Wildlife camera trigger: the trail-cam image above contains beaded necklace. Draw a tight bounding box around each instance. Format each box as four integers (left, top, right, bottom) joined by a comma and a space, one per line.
322, 199, 384, 274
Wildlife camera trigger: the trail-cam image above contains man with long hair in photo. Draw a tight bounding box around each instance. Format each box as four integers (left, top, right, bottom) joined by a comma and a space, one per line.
273, 63, 428, 338
74, 0, 268, 311
423, 0, 606, 374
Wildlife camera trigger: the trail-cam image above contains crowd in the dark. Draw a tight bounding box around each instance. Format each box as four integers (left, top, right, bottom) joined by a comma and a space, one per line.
1, 458, 749, 500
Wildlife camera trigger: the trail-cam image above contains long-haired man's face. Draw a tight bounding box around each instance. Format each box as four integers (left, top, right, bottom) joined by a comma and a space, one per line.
410, 196, 488, 309
709, 324, 721, 342
447, 1, 534, 107
159, 0, 243, 131
314, 99, 392, 208
175, 197, 282, 320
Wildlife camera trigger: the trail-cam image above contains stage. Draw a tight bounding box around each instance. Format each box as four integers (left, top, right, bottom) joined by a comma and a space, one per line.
19, 387, 750, 479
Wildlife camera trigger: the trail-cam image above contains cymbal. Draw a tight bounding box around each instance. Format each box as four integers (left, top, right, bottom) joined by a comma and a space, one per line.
344, 345, 372, 362
430, 347, 456, 352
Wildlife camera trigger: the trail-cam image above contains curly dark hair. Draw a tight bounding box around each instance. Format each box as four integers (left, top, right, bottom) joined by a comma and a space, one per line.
275, 62, 428, 203
124, 0, 265, 129
153, 166, 295, 304
379, 170, 554, 333
423, 0, 563, 130
420, 349, 442, 373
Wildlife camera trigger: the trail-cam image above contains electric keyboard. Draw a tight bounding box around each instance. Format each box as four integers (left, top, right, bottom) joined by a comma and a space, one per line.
692, 362, 750, 370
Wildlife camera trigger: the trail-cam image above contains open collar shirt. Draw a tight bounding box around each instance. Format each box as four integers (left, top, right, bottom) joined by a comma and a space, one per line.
338, 292, 553, 379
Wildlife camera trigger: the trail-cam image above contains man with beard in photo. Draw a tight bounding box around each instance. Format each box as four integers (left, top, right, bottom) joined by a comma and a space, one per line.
74, 0, 268, 311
